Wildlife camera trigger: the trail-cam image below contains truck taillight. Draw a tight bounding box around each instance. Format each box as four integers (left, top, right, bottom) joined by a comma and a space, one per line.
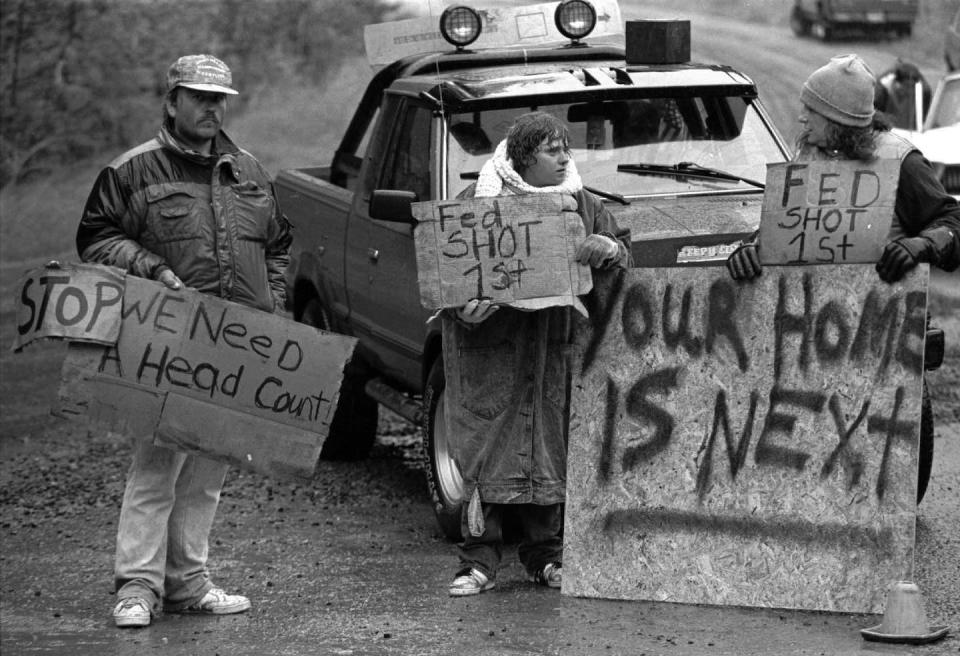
555, 0, 597, 42
440, 5, 482, 50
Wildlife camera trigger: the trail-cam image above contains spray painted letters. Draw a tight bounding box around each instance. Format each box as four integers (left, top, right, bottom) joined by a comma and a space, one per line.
565, 264, 925, 613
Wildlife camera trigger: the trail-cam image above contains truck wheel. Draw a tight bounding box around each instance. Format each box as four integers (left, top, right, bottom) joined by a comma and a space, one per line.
789, 6, 810, 36
917, 380, 933, 504
422, 357, 465, 540
300, 297, 378, 461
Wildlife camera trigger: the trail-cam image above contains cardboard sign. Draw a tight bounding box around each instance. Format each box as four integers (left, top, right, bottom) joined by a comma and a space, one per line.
364, 0, 624, 68
12, 262, 124, 352
759, 160, 900, 265
55, 273, 358, 479
564, 264, 926, 613
411, 194, 593, 309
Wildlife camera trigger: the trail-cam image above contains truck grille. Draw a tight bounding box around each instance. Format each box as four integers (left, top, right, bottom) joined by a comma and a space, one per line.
943, 164, 960, 196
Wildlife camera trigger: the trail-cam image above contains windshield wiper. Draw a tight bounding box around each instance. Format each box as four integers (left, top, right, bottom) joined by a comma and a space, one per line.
459, 172, 630, 205
617, 161, 765, 189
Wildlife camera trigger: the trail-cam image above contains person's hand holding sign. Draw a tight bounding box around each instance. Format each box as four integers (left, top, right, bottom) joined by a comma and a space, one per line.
726, 242, 762, 281
155, 266, 184, 290
876, 236, 933, 283
456, 298, 499, 324
576, 234, 620, 268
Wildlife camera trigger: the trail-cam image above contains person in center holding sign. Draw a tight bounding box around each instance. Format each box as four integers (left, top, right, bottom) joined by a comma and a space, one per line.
76, 54, 292, 627
443, 111, 630, 596
727, 54, 959, 282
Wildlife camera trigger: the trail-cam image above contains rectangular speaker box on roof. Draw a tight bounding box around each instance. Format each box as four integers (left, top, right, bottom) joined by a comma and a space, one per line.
625, 19, 690, 65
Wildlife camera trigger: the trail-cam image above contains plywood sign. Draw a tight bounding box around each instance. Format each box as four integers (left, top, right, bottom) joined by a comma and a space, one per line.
564, 264, 926, 613
50, 270, 357, 480
411, 194, 592, 309
759, 160, 900, 264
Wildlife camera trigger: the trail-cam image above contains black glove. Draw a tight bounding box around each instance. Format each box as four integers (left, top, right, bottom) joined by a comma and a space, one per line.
876, 237, 931, 283
726, 242, 762, 280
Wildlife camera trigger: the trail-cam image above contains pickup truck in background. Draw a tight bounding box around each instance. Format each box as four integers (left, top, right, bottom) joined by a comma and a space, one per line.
790, 0, 918, 40
275, 0, 796, 539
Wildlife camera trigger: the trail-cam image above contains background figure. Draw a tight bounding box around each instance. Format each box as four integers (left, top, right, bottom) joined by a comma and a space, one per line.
874, 58, 933, 129
727, 54, 959, 283
443, 111, 630, 597
76, 54, 292, 628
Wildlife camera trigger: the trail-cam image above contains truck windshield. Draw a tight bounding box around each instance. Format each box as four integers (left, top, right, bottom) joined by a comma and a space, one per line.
445, 96, 786, 199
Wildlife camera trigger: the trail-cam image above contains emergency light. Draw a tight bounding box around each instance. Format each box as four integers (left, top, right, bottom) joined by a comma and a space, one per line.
440, 5, 482, 49
438, 1, 599, 50
555, 0, 597, 42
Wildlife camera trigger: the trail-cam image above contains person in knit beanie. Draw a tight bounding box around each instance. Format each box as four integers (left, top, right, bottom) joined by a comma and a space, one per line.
727, 54, 959, 285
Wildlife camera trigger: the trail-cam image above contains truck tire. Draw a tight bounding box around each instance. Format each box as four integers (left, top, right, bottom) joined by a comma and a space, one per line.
789, 6, 810, 36
300, 297, 378, 461
422, 356, 465, 541
917, 380, 933, 504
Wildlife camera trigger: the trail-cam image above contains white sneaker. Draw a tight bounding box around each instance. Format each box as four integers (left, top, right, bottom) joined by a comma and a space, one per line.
182, 588, 251, 615
449, 568, 495, 596
113, 597, 151, 628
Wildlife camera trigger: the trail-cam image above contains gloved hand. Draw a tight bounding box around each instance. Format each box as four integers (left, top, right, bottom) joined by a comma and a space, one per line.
155, 267, 183, 290
576, 234, 620, 268
456, 298, 498, 324
876, 237, 931, 283
726, 242, 762, 280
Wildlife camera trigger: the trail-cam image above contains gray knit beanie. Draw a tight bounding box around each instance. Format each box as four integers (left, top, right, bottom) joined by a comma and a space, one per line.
800, 54, 875, 127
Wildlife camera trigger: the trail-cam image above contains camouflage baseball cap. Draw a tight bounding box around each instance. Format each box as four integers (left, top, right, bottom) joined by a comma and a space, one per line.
167, 54, 238, 95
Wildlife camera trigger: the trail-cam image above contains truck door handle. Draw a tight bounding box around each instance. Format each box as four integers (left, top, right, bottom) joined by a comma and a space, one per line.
367, 248, 380, 262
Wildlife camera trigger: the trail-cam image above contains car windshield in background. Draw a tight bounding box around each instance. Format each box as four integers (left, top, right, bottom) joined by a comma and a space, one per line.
445, 96, 786, 199
929, 76, 960, 129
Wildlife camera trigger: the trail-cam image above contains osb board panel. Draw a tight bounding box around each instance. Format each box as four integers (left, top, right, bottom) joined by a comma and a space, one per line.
759, 160, 900, 265
565, 264, 926, 613
411, 194, 592, 309
56, 275, 358, 479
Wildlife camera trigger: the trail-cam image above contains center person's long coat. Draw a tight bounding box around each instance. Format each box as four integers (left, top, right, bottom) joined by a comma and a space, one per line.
440, 187, 630, 506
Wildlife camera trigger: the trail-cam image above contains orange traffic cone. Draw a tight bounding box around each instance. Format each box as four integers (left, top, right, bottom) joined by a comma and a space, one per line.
861, 580, 949, 644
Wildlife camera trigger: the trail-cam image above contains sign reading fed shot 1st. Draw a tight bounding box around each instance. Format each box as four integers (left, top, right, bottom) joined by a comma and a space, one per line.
411, 194, 593, 309
758, 159, 900, 264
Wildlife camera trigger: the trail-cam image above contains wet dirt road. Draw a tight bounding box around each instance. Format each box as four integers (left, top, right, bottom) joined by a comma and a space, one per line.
1, 394, 958, 656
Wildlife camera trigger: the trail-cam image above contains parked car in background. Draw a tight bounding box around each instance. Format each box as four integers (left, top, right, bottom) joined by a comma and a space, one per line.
790, 0, 918, 40
946, 8, 960, 72
891, 72, 960, 199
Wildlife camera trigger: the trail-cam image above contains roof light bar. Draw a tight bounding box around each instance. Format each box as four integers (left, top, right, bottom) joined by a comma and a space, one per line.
440, 6, 482, 50
555, 0, 597, 43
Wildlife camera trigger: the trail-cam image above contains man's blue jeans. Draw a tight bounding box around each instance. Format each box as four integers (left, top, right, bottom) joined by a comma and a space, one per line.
114, 438, 229, 613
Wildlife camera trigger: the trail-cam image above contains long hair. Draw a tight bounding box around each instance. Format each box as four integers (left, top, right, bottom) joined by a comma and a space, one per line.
506, 111, 570, 174
796, 113, 893, 161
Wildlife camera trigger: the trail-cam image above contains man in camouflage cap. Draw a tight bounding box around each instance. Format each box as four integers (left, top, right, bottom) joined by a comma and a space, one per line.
77, 54, 291, 628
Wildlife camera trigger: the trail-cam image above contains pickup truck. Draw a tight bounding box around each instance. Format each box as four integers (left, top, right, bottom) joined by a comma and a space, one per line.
789, 0, 918, 40
277, 0, 809, 539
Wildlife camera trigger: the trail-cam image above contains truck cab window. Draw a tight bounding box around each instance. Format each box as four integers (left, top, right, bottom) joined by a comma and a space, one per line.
379, 103, 432, 202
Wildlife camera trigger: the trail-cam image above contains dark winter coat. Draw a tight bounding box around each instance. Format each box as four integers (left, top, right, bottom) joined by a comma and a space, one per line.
77, 125, 291, 312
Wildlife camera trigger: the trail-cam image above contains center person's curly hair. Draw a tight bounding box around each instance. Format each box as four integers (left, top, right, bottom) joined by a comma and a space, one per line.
506, 111, 571, 174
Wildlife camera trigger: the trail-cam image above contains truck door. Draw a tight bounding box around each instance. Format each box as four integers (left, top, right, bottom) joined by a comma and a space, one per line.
344, 97, 433, 384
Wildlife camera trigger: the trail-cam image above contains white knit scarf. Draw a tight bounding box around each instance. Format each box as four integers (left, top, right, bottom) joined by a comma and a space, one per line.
473, 139, 583, 197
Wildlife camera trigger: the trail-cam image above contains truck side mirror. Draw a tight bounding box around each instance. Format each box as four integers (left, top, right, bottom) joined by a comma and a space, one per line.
369, 189, 418, 224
